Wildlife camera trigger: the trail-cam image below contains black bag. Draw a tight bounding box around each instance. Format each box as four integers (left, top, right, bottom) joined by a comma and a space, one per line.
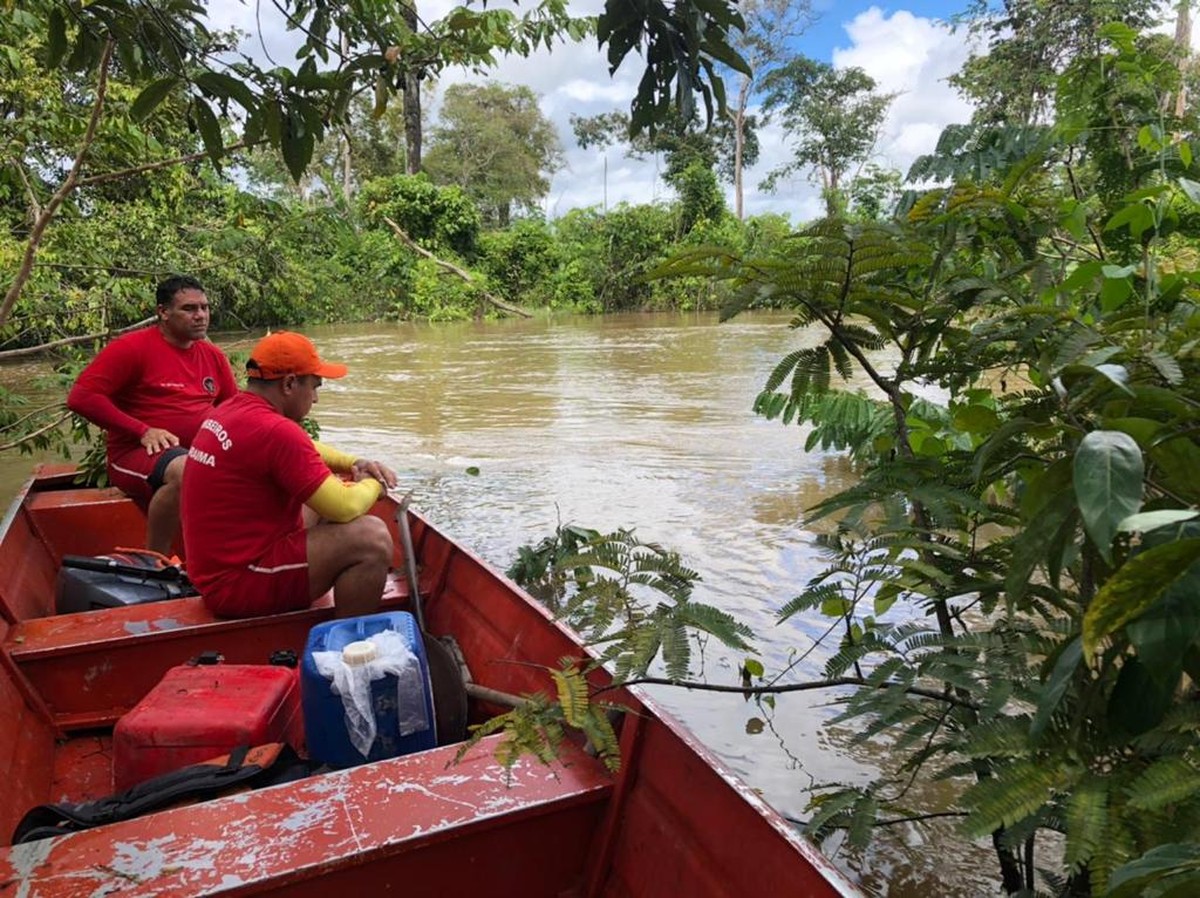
12, 743, 320, 844
55, 550, 199, 614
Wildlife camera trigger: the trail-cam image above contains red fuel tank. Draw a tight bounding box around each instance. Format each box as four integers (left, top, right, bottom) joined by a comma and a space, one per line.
113, 664, 303, 791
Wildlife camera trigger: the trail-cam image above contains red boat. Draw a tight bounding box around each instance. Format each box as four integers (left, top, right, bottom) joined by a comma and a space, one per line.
0, 464, 859, 897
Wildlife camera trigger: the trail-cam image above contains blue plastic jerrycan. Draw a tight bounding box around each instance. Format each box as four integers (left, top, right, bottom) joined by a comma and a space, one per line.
300, 611, 437, 767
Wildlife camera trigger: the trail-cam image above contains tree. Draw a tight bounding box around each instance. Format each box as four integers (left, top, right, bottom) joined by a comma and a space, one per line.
573, 108, 757, 185
424, 83, 563, 226
951, 0, 1162, 125
759, 56, 894, 217
724, 0, 814, 219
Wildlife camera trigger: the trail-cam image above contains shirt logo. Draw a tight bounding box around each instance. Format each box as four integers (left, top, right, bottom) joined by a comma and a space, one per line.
202, 376, 216, 394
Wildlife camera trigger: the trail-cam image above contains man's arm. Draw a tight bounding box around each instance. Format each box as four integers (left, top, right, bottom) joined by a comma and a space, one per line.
67, 338, 155, 441
312, 440, 398, 488
305, 475, 384, 523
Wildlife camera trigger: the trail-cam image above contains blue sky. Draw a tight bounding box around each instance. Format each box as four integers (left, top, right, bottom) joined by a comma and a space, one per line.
800, 0, 968, 62
207, 1, 987, 219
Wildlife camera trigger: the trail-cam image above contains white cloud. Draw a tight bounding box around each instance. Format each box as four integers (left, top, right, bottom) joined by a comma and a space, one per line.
832, 8, 976, 182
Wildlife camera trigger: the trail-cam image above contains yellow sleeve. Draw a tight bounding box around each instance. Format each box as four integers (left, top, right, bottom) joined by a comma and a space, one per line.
312, 440, 357, 474
305, 474, 383, 523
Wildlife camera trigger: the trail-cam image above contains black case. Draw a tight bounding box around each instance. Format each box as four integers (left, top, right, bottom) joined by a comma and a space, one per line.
55, 553, 198, 614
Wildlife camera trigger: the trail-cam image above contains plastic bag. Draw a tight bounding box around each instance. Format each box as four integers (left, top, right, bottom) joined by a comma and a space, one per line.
312, 629, 431, 758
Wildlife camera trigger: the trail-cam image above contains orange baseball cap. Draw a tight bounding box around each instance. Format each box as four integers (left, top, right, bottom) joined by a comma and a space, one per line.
246, 331, 348, 379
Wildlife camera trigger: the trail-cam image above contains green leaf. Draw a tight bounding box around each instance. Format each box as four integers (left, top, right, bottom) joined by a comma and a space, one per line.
742, 658, 764, 678
47, 6, 68, 67
1126, 559, 1200, 680
281, 110, 316, 182
192, 98, 223, 163
1109, 656, 1174, 734
130, 78, 182, 123
1030, 637, 1081, 739
1104, 202, 1155, 240
1074, 431, 1143, 565
1118, 510, 1198, 533
195, 71, 257, 110
1108, 844, 1200, 898
1180, 177, 1200, 206
465, 466, 480, 476
1083, 538, 1200, 659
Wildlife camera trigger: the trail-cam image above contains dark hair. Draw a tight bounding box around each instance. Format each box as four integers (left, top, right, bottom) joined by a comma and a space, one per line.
155, 275, 205, 308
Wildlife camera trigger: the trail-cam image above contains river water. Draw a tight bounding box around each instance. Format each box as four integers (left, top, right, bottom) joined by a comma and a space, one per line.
0, 312, 996, 895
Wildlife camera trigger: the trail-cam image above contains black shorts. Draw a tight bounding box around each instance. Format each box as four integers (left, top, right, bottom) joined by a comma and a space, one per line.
149, 446, 188, 492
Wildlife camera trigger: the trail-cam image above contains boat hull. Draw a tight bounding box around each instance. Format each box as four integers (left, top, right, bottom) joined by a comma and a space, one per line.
0, 465, 858, 897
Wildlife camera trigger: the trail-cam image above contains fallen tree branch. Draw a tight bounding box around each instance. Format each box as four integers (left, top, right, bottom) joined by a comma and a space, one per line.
0, 316, 155, 362
0, 401, 67, 434
597, 674, 980, 711
76, 140, 252, 188
382, 216, 532, 318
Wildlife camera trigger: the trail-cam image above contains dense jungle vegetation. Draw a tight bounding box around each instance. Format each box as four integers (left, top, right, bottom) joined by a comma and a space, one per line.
5, 1, 1200, 895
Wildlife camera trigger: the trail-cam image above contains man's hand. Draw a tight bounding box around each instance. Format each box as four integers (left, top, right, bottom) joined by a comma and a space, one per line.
351, 458, 398, 489
141, 427, 180, 454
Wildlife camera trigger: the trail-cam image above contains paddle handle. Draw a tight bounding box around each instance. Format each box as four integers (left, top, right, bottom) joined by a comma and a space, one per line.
61, 554, 185, 583
394, 497, 426, 632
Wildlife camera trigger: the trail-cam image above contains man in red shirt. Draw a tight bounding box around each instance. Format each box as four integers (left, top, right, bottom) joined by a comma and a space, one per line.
181, 331, 398, 619
67, 276, 238, 556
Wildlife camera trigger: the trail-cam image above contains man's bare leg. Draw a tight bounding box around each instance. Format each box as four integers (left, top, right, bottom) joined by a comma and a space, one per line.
146, 455, 185, 556
307, 515, 393, 618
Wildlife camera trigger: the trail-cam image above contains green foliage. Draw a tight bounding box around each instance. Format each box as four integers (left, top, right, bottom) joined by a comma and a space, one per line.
424, 83, 563, 227
597, 0, 748, 133
404, 258, 479, 323
759, 55, 895, 214
952, 0, 1163, 126
357, 174, 481, 256
674, 161, 726, 235
476, 218, 565, 305
453, 658, 623, 777
511, 523, 754, 681
652, 17, 1200, 893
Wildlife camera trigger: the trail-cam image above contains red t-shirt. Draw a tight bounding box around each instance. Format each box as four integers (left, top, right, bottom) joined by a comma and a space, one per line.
67, 326, 238, 456
181, 391, 331, 592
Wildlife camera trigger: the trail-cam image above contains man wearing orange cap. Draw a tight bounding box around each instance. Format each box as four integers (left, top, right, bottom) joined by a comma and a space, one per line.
181, 331, 398, 619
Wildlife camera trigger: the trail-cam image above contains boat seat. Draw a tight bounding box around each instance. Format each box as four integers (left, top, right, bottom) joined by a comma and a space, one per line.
2, 572, 410, 732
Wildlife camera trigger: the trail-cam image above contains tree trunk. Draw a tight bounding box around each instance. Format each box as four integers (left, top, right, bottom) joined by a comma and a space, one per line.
401, 2, 422, 174
404, 70, 421, 174
1174, 0, 1192, 119
733, 75, 751, 221
340, 30, 353, 196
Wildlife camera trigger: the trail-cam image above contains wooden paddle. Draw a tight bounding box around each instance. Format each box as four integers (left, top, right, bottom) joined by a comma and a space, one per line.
395, 493, 468, 745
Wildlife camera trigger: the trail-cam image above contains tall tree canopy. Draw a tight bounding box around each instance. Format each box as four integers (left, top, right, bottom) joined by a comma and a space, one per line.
952, 0, 1162, 124
759, 55, 894, 216
724, 0, 814, 218
571, 108, 757, 188
424, 83, 562, 226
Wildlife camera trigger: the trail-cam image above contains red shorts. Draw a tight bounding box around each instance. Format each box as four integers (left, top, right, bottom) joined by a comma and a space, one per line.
108, 446, 187, 508
199, 529, 312, 618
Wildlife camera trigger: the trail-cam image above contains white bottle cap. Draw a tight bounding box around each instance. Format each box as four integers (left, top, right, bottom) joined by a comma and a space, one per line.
342, 640, 377, 667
